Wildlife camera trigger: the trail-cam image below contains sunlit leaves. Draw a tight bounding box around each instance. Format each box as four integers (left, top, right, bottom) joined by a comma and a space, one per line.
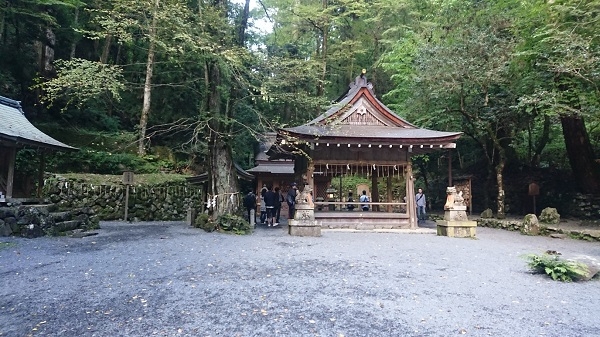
34, 58, 124, 108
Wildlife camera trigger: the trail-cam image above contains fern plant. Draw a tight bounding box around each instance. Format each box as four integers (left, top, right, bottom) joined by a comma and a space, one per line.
524, 253, 590, 282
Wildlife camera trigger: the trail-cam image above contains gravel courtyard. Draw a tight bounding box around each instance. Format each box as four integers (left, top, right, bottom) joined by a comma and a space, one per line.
1, 221, 599, 337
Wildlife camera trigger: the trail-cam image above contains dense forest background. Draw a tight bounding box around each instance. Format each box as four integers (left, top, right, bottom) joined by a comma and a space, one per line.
1, 0, 599, 217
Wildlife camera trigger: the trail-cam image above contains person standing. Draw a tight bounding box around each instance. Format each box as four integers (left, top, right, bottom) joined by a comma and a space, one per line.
287, 182, 298, 219
259, 186, 267, 224
416, 188, 427, 224
264, 185, 278, 226
243, 190, 256, 226
274, 186, 283, 225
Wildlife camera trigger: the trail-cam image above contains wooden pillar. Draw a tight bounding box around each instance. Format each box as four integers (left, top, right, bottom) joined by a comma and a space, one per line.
406, 160, 417, 229
386, 176, 392, 212
448, 150, 453, 187
371, 172, 379, 211
6, 147, 16, 199
307, 160, 315, 193
37, 150, 46, 197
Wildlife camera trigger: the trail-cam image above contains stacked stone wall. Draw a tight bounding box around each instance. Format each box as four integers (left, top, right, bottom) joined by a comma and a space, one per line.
570, 194, 600, 219
42, 178, 203, 221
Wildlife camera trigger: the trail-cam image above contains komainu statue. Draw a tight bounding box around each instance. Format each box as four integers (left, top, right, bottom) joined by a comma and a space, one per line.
444, 187, 465, 210
296, 184, 314, 208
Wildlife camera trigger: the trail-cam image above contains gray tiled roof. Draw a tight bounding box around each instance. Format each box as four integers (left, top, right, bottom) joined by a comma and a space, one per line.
0, 96, 76, 150
283, 125, 461, 143
247, 163, 294, 174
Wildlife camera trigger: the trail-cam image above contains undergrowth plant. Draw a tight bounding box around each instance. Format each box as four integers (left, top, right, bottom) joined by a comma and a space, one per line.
523, 253, 590, 282
217, 214, 251, 235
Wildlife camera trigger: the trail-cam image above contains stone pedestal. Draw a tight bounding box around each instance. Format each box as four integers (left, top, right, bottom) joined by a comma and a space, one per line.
288, 204, 321, 237
437, 205, 477, 238
186, 208, 197, 227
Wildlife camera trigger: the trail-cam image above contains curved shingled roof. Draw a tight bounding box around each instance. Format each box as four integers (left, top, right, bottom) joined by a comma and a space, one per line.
0, 96, 76, 151
280, 74, 461, 147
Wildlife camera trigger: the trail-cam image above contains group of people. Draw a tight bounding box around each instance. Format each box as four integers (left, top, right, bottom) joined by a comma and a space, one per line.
346, 190, 370, 211
347, 187, 428, 224
243, 182, 299, 227
244, 183, 429, 225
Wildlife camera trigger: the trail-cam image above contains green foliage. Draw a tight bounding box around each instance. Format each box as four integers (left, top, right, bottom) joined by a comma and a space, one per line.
50, 149, 159, 174
33, 58, 125, 109
194, 213, 215, 232
216, 214, 252, 235
524, 253, 590, 282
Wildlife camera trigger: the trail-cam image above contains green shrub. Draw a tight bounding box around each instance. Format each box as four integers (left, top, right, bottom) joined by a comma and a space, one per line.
217, 214, 251, 235
194, 213, 215, 232
523, 253, 590, 282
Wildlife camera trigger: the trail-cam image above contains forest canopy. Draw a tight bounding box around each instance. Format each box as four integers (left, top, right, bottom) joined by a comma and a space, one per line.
1, 0, 599, 217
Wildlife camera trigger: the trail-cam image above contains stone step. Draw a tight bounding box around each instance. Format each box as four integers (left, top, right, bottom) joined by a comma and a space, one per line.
50, 211, 72, 222
19, 204, 58, 213
54, 220, 83, 232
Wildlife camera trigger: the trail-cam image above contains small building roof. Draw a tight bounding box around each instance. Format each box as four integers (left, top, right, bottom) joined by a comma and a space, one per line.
247, 132, 294, 174
0, 96, 76, 151
186, 162, 254, 185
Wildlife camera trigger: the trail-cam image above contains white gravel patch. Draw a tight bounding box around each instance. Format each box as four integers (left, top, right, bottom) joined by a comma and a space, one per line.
1, 221, 599, 337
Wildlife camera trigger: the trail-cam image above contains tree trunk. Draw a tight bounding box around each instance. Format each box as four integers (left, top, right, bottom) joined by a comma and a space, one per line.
236, 0, 250, 46
138, 0, 159, 157
69, 6, 79, 59
560, 115, 600, 193
100, 34, 112, 64
495, 159, 506, 219
206, 59, 239, 218
316, 0, 328, 97
531, 114, 550, 167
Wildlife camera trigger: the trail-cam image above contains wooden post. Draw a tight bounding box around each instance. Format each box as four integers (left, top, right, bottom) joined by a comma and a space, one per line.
6, 147, 16, 199
371, 172, 379, 211
37, 151, 45, 198
448, 150, 453, 187
406, 160, 417, 229
386, 176, 392, 212
124, 185, 130, 221
122, 171, 135, 221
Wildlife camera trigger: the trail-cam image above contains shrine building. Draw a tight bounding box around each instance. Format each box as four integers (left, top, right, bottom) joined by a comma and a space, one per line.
268, 72, 462, 229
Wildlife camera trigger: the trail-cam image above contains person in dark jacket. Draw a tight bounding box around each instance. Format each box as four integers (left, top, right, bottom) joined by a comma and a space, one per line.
263, 185, 278, 226
274, 186, 283, 225
287, 182, 298, 219
243, 190, 256, 226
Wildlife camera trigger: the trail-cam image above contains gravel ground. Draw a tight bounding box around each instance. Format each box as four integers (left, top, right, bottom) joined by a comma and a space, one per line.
1, 220, 600, 337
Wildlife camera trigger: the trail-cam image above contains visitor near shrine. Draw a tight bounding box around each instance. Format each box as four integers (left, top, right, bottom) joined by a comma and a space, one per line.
416, 188, 427, 223
287, 182, 298, 219
360, 190, 369, 211
264, 185, 278, 226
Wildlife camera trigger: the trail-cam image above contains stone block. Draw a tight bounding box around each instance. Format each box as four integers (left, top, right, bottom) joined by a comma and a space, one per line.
436, 220, 477, 238
539, 207, 560, 225
0, 220, 12, 236
288, 219, 321, 237
481, 208, 493, 219
521, 214, 540, 235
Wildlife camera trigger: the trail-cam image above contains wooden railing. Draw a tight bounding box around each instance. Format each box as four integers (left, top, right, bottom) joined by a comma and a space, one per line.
313, 201, 408, 213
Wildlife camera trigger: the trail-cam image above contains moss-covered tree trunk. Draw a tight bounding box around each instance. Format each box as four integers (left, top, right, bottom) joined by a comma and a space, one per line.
206, 59, 239, 219
560, 115, 600, 194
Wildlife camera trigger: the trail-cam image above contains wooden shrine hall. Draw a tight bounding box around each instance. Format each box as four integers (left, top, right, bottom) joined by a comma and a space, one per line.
0, 96, 76, 200
269, 72, 462, 229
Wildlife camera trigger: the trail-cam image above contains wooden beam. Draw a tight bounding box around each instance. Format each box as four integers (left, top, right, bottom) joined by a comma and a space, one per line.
406, 160, 417, 229
6, 147, 15, 198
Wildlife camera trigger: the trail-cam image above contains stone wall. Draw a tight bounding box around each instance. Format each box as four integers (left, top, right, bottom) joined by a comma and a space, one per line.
477, 218, 600, 242
570, 194, 600, 219
42, 178, 203, 221
0, 202, 98, 237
